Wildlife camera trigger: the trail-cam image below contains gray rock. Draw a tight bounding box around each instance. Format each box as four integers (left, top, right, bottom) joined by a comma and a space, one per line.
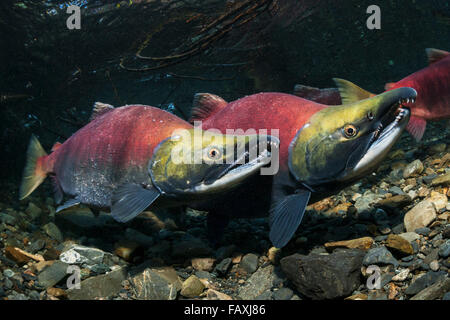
28, 239, 46, 253
215, 245, 236, 260
37, 261, 69, 288
67, 267, 128, 300
438, 240, 450, 258
411, 277, 450, 300
25, 202, 42, 220
129, 267, 181, 300
363, 247, 399, 268
42, 222, 63, 242
172, 238, 212, 258
125, 228, 154, 246
443, 292, 450, 300
354, 192, 381, 214
3, 269, 15, 278
273, 287, 293, 300
254, 291, 273, 300
0, 213, 17, 225
60, 245, 108, 268
398, 232, 420, 243
405, 271, 447, 295
415, 227, 431, 236
240, 253, 259, 274
214, 258, 232, 276
388, 186, 405, 195
238, 265, 279, 300
280, 249, 365, 300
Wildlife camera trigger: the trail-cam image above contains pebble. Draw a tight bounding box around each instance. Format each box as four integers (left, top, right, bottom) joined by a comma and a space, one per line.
438, 240, 450, 258
191, 258, 216, 272
405, 271, 447, 295
429, 260, 440, 271
238, 265, 279, 300
392, 268, 410, 282
68, 267, 128, 300
37, 261, 69, 289
42, 223, 63, 242
398, 232, 420, 243
427, 191, 448, 211
431, 172, 450, 187
363, 247, 399, 267
404, 200, 437, 232
273, 287, 294, 300
205, 289, 233, 300
385, 235, 414, 256
324, 237, 374, 251
240, 253, 259, 274
180, 275, 205, 298
403, 160, 424, 178
25, 202, 42, 220
214, 258, 232, 276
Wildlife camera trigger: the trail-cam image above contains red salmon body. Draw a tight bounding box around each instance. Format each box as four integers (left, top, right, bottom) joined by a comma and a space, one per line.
42, 105, 192, 208
198, 92, 326, 170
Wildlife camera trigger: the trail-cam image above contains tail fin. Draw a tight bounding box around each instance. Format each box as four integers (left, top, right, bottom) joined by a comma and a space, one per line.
19, 135, 48, 200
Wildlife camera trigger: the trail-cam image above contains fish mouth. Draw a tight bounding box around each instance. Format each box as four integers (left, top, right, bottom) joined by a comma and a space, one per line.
345, 88, 415, 178
195, 135, 280, 192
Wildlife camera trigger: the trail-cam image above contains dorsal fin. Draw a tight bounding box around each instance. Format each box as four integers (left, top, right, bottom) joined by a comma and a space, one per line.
425, 48, 450, 64
190, 93, 228, 123
293, 84, 320, 97
89, 102, 114, 121
333, 78, 375, 104
51, 142, 62, 152
385, 82, 396, 91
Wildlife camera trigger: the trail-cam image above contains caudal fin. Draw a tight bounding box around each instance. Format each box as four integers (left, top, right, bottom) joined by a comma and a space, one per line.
19, 135, 48, 200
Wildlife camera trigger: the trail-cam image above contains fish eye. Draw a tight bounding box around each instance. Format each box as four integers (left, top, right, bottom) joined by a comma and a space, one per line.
207, 147, 222, 160
343, 124, 358, 138
367, 111, 374, 121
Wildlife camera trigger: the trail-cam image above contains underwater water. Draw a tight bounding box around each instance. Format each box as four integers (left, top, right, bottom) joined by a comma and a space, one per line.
0, 0, 449, 302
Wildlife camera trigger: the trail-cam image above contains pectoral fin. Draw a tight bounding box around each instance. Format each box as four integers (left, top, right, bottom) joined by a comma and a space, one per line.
269, 189, 311, 248
425, 48, 450, 64
56, 197, 80, 213
406, 116, 427, 142
111, 183, 160, 223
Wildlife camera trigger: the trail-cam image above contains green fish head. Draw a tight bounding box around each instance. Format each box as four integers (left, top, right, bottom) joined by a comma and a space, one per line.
289, 87, 416, 187
149, 128, 279, 196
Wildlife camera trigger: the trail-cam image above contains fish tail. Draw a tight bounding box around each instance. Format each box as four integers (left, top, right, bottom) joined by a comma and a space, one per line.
19, 135, 48, 200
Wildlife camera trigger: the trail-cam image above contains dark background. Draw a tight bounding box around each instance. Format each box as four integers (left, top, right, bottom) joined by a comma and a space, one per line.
0, 0, 449, 192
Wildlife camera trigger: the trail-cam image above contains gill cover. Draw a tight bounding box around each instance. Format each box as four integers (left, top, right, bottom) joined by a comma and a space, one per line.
149, 128, 261, 195
288, 87, 413, 186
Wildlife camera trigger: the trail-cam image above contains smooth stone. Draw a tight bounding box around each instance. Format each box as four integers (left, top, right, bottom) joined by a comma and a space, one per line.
363, 247, 399, 268
385, 235, 414, 256
205, 289, 233, 300
240, 253, 259, 274
398, 232, 420, 243
67, 267, 128, 300
238, 265, 279, 300
404, 200, 436, 232
273, 287, 293, 300
0, 213, 17, 225
25, 202, 42, 219
438, 240, 450, 258
392, 268, 410, 282
430, 260, 440, 271
42, 223, 63, 242
59, 245, 106, 267
37, 261, 69, 289
280, 249, 365, 300
403, 160, 424, 178
191, 258, 216, 272
427, 191, 448, 211
415, 227, 431, 236
180, 275, 205, 298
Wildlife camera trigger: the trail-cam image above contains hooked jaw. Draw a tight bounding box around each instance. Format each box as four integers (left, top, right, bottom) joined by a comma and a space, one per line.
344, 87, 416, 180
194, 135, 280, 193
